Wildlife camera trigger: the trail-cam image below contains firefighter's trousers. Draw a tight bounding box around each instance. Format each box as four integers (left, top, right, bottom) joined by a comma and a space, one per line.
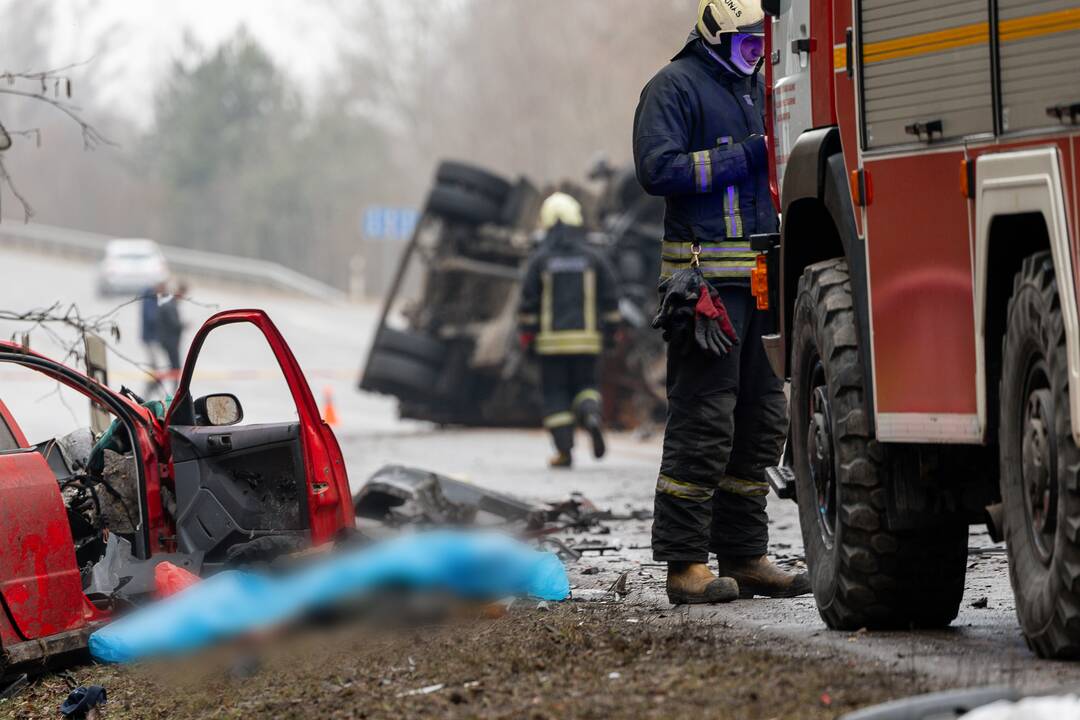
540, 354, 601, 454
652, 286, 787, 562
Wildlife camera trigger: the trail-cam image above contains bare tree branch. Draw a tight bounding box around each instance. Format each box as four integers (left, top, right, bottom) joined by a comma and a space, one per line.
0, 88, 113, 149
0, 155, 34, 221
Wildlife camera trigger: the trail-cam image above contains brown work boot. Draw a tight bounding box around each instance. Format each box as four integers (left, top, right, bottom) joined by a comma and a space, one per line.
716, 555, 812, 599
549, 451, 572, 469
666, 562, 739, 605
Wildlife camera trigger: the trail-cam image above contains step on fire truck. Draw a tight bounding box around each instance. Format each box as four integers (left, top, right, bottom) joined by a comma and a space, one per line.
759, 0, 1080, 657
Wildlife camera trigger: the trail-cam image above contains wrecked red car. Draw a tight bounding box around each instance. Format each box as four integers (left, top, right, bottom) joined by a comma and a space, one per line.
0, 309, 353, 669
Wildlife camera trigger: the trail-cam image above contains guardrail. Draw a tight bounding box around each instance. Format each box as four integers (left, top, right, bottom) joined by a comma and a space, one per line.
0, 221, 347, 304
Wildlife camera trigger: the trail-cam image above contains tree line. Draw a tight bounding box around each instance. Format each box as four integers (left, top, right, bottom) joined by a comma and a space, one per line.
0, 0, 690, 288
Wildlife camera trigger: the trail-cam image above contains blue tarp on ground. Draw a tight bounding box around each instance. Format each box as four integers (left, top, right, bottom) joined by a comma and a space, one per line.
89, 531, 569, 664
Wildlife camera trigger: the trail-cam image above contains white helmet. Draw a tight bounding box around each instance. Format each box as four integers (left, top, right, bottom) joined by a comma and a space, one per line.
539, 192, 584, 230
697, 0, 766, 44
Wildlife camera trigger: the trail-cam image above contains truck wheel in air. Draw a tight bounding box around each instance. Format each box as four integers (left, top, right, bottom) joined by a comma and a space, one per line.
790, 259, 967, 630
427, 161, 512, 226
1000, 251, 1080, 659
435, 161, 513, 205
426, 184, 503, 226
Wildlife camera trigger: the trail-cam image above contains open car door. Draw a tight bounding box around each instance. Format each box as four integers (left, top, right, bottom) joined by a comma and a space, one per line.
165, 310, 352, 564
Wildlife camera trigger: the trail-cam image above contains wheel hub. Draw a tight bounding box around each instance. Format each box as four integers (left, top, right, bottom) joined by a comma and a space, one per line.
1022, 381, 1057, 564
806, 362, 837, 544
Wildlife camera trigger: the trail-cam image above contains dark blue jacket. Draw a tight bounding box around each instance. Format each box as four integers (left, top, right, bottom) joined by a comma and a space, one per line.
633, 34, 777, 281
140, 291, 158, 343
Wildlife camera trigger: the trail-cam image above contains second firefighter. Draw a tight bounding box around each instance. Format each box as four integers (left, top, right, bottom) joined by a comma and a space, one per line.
518, 193, 620, 469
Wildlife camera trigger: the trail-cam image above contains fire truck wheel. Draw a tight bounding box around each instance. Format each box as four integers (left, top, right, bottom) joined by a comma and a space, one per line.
791, 259, 967, 631
1000, 251, 1080, 659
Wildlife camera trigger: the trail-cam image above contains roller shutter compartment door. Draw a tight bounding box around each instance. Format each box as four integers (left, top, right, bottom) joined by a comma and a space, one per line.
998, 0, 1080, 133
860, 0, 993, 148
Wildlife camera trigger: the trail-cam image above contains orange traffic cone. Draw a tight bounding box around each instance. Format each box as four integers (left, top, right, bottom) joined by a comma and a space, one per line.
322, 386, 340, 427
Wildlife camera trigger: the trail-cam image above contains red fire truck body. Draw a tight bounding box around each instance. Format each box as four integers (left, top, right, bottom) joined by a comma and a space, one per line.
763, 1, 1080, 657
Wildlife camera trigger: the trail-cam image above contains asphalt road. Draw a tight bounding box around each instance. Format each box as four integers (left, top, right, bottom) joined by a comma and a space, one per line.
4, 246, 1080, 696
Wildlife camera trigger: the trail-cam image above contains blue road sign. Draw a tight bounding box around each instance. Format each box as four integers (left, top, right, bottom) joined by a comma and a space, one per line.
363, 207, 419, 240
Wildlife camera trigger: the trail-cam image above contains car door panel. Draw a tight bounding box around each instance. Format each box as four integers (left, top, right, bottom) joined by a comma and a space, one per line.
170, 423, 308, 558
166, 310, 353, 551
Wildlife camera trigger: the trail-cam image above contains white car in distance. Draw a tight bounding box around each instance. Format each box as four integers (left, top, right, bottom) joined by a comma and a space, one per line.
97, 239, 169, 297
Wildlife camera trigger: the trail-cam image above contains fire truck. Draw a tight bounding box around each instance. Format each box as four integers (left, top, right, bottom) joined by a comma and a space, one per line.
760, 1, 1080, 657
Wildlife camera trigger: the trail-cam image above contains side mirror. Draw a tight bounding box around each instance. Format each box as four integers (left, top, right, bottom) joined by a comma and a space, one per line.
761, 0, 791, 17
194, 394, 244, 427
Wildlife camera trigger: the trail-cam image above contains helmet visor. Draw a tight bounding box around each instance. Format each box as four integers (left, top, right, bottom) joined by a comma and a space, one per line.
730, 33, 766, 73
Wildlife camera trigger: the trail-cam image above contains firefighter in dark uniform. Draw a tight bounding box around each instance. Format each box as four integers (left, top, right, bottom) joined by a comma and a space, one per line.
633, 0, 810, 604
518, 192, 620, 469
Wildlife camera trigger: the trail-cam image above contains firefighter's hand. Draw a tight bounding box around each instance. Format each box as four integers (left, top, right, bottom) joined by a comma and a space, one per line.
693, 285, 739, 358
741, 134, 768, 171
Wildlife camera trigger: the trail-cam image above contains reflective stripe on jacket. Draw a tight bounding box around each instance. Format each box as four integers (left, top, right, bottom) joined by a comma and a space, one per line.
518, 224, 620, 357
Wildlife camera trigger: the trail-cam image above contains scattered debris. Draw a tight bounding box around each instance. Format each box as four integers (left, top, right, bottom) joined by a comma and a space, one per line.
571, 589, 618, 603
59, 685, 107, 720
396, 683, 445, 698
0, 673, 28, 701
971, 597, 989, 609
354, 466, 546, 527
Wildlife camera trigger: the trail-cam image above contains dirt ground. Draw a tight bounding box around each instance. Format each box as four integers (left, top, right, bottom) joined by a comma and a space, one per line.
1, 603, 931, 720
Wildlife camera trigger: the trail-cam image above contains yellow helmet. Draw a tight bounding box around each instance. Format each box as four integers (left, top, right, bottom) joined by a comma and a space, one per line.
539, 192, 584, 230
697, 0, 766, 44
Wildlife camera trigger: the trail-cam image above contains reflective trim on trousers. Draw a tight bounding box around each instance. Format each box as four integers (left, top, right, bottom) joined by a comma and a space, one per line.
544, 411, 576, 429
717, 475, 770, 498
572, 388, 601, 411
656, 474, 716, 502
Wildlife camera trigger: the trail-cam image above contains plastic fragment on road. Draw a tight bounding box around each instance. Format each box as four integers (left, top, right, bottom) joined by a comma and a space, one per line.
88, 531, 569, 663
962, 695, 1080, 720
154, 561, 201, 598
59, 685, 107, 719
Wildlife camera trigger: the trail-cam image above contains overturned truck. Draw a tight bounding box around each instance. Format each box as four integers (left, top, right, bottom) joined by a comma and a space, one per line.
360, 160, 666, 429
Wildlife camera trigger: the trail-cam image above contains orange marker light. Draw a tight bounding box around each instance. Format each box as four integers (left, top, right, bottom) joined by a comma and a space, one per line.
850, 168, 873, 207
751, 255, 769, 311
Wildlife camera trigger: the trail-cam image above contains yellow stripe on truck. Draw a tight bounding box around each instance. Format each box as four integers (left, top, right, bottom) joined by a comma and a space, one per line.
858, 8, 1080, 66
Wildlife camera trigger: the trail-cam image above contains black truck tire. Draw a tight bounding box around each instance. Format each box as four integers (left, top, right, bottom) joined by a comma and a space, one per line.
362, 353, 440, 399
374, 328, 446, 366
435, 161, 512, 204
790, 259, 967, 630
426, 184, 503, 226
1000, 251, 1080, 659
